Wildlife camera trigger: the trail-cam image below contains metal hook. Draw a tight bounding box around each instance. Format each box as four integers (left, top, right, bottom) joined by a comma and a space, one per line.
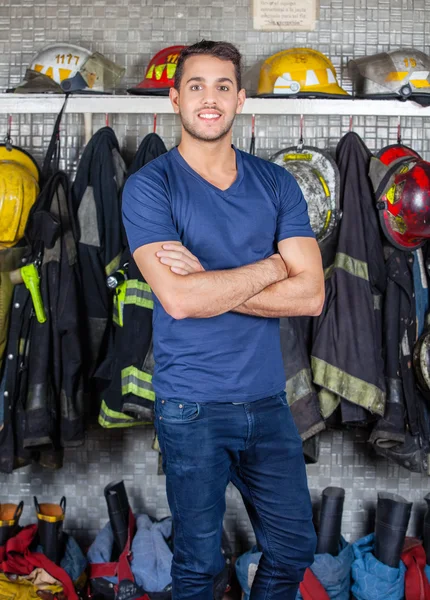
4, 114, 13, 150
397, 116, 402, 144
105, 113, 110, 127
153, 113, 157, 133
297, 114, 304, 150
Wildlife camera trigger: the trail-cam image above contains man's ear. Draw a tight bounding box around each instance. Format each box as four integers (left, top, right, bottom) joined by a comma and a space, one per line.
169, 86, 180, 114
236, 88, 246, 115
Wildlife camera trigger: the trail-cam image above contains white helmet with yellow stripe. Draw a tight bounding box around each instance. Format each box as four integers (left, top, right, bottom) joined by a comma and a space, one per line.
17, 44, 125, 93
30, 44, 95, 90
348, 48, 430, 101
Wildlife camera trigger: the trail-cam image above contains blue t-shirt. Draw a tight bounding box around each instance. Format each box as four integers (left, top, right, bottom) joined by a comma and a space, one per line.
122, 146, 314, 403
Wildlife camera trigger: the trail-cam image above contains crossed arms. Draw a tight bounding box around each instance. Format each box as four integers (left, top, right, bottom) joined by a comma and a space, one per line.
132, 236, 325, 320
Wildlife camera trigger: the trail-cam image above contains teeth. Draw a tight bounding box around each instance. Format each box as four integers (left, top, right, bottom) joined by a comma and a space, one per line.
199, 114, 220, 119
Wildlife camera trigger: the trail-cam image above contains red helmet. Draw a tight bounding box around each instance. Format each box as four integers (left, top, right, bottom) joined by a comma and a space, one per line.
128, 45, 186, 95
373, 145, 430, 250
377, 143, 421, 165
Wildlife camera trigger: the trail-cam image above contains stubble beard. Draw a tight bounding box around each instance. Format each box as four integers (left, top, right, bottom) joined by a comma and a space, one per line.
179, 110, 236, 143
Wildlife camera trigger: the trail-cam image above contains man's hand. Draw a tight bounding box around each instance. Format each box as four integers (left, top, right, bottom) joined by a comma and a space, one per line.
135, 239, 288, 319
233, 237, 324, 318
156, 242, 205, 275
155, 244, 288, 280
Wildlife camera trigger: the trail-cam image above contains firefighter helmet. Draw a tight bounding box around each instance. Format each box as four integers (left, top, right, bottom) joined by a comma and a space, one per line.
377, 143, 421, 165
0, 146, 40, 249
15, 44, 124, 93
348, 48, 430, 101
270, 145, 340, 242
370, 145, 430, 250
128, 45, 186, 95
257, 48, 348, 97
413, 322, 430, 400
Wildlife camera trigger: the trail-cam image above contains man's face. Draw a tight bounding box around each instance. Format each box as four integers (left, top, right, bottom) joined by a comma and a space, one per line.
170, 55, 245, 143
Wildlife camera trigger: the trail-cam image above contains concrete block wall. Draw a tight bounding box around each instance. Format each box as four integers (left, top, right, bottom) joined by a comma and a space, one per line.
0, 0, 430, 553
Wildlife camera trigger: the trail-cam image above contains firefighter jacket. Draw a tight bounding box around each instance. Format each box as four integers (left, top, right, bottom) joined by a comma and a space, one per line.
71, 127, 127, 383
285, 216, 340, 463
0, 281, 35, 472
370, 246, 415, 448
98, 247, 155, 428
98, 133, 167, 428
0, 172, 84, 472
126, 133, 168, 177
280, 316, 325, 443
0, 244, 27, 369
311, 132, 387, 425
24, 171, 85, 451
370, 246, 430, 473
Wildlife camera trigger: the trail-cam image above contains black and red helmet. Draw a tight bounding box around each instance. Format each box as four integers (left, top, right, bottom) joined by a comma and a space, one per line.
372, 144, 430, 251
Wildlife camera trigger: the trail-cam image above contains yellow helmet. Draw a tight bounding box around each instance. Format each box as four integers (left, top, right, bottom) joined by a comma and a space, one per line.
0, 147, 40, 249
257, 48, 348, 97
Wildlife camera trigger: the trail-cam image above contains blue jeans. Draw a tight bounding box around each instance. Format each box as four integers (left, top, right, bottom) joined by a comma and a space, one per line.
154, 391, 316, 600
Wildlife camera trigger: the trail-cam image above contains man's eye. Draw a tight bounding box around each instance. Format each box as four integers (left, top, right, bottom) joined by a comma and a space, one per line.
190, 85, 201, 91
219, 86, 229, 91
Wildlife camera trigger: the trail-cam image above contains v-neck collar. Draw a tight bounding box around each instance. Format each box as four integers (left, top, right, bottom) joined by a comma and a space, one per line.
171, 145, 244, 197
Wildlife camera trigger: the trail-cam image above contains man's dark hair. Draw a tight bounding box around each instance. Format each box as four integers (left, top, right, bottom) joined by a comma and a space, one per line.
174, 40, 242, 91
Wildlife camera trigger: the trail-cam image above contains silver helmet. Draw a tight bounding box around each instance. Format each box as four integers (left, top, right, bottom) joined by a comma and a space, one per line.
348, 48, 430, 99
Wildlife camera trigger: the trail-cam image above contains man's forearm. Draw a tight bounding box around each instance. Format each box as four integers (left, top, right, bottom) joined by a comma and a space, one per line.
171, 255, 287, 319
231, 272, 324, 318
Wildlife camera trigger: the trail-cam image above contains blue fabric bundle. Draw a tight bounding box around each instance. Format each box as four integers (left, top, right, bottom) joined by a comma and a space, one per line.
87, 514, 173, 592
36, 534, 87, 582
351, 533, 405, 600
295, 537, 353, 600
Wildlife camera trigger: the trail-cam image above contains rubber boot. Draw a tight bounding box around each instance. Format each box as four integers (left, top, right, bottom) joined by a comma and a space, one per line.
374, 492, 412, 567
34, 496, 66, 565
104, 481, 130, 561
423, 493, 430, 565
0, 501, 23, 546
316, 487, 345, 556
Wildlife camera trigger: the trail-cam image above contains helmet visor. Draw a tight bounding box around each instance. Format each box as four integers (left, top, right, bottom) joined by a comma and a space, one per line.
78, 52, 125, 91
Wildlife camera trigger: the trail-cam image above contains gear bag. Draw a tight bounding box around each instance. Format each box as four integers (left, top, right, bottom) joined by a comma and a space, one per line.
0, 524, 86, 600
88, 509, 171, 600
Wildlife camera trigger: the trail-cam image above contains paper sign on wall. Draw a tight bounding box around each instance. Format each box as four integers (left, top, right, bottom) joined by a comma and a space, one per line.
253, 0, 318, 31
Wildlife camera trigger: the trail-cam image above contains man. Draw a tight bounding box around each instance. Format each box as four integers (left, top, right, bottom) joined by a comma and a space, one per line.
122, 40, 324, 600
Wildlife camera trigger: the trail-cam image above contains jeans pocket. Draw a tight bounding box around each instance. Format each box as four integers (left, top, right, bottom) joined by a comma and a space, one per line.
156, 398, 201, 424
277, 391, 302, 445
278, 390, 288, 407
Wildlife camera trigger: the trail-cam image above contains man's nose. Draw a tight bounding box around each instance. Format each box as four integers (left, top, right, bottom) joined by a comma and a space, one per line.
202, 88, 218, 105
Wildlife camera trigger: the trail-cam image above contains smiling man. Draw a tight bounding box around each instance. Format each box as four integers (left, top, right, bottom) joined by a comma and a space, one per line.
122, 41, 324, 600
